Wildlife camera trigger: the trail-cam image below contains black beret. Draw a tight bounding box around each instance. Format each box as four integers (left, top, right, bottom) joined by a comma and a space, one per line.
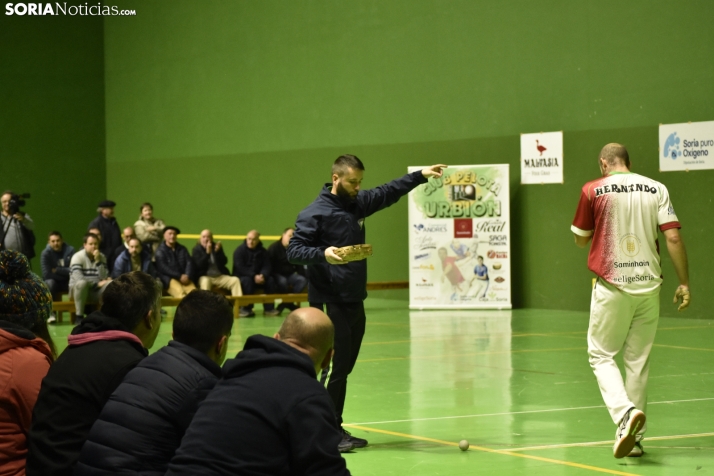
98, 200, 116, 208
163, 226, 181, 235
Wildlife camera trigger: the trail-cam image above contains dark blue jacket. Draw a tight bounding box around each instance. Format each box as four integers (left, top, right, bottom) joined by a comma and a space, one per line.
40, 243, 75, 283
74, 341, 222, 476
166, 335, 349, 476
232, 241, 271, 278
155, 242, 195, 289
88, 215, 122, 272
287, 171, 426, 302
111, 248, 157, 279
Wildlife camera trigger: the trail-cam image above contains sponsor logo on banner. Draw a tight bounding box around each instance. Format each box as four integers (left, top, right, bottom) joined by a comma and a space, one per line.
454, 218, 473, 238
474, 219, 507, 233
491, 262, 503, 272
412, 235, 437, 250
412, 264, 435, 271
414, 253, 430, 261
413, 223, 448, 233
619, 234, 640, 258
488, 234, 507, 246
494, 276, 506, 283
415, 276, 434, 287
487, 250, 507, 259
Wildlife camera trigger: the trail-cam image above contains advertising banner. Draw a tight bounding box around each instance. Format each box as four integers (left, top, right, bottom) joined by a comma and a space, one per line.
659, 120, 714, 172
408, 165, 511, 309
520, 131, 563, 184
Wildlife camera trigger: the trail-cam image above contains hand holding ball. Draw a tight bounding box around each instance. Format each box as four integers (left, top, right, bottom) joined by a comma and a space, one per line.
459, 439, 469, 451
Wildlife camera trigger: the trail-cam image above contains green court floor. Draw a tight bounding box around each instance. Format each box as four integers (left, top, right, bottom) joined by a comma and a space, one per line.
48, 291, 714, 475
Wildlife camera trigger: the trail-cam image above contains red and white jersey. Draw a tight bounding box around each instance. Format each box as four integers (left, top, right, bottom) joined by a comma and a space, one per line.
571, 172, 680, 294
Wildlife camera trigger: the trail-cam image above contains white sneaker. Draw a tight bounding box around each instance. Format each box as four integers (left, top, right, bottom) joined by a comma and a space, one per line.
628, 441, 644, 457
47, 313, 56, 324
613, 408, 646, 458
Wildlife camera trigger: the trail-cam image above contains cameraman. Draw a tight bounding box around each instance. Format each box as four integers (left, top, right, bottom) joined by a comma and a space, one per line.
0, 190, 35, 260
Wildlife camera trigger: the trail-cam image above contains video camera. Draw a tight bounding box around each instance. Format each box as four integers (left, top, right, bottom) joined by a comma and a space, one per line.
7, 193, 30, 215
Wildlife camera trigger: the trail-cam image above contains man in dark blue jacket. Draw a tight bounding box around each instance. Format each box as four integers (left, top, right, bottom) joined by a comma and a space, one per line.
155, 226, 196, 298
74, 290, 233, 476
287, 154, 445, 451
112, 237, 157, 279
232, 230, 277, 317
87, 200, 122, 273
166, 307, 350, 476
40, 231, 75, 295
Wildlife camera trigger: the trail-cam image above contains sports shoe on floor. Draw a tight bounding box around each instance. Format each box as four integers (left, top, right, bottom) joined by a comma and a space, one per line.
47, 313, 56, 324
239, 308, 255, 318
338, 436, 354, 453
263, 309, 281, 317
342, 428, 368, 448
628, 441, 644, 457
613, 408, 646, 458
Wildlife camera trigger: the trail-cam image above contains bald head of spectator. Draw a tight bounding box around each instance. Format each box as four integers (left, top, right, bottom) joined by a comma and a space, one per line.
122, 227, 136, 244
274, 307, 334, 375
245, 230, 260, 249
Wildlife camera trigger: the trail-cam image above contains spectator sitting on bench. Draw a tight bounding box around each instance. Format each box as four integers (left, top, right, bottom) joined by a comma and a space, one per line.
69, 233, 111, 321
268, 227, 307, 315
114, 227, 136, 267
192, 229, 242, 297
40, 231, 75, 322
232, 230, 277, 317
155, 226, 196, 298
112, 237, 157, 279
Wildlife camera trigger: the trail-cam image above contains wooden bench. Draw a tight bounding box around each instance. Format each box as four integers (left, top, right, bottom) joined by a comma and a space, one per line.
52, 281, 408, 324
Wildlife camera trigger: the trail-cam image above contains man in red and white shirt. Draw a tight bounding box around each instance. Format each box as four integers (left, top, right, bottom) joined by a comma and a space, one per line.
571, 143, 690, 459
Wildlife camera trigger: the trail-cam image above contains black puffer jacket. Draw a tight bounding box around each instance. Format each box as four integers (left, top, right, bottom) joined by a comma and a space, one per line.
155, 242, 195, 288
74, 341, 222, 476
166, 335, 349, 476
287, 170, 426, 302
26, 312, 148, 476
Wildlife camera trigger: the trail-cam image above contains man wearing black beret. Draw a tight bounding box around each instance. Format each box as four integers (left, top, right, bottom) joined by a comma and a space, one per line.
87, 200, 122, 273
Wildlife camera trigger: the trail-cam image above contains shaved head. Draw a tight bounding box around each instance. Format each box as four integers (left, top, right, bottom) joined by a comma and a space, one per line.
276, 307, 335, 373
599, 143, 630, 167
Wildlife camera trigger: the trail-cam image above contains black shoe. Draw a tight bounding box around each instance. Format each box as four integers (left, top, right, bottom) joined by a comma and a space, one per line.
342, 428, 368, 448
338, 436, 355, 453
239, 308, 255, 318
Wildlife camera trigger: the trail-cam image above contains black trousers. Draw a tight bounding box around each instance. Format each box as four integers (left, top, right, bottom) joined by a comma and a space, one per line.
238, 276, 276, 311
312, 301, 366, 426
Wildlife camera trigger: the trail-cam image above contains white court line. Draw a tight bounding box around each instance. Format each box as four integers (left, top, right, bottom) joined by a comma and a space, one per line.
506, 432, 714, 452
346, 397, 714, 426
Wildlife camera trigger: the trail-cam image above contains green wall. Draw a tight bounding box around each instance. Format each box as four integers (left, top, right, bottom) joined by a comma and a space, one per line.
0, 14, 106, 256
104, 1, 713, 317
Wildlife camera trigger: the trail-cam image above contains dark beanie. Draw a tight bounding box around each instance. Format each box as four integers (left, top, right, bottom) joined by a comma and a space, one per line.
0, 250, 52, 328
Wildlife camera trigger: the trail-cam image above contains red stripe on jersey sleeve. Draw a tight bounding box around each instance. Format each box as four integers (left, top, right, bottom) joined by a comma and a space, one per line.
659, 221, 681, 231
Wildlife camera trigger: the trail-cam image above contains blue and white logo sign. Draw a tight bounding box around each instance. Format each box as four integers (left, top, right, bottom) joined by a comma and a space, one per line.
663, 132, 681, 160
660, 121, 714, 172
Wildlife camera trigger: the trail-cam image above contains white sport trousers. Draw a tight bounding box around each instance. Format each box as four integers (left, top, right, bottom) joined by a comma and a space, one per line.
587, 278, 659, 433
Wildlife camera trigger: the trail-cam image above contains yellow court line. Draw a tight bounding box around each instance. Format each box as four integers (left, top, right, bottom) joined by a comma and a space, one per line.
358, 347, 584, 363
508, 432, 714, 452
654, 344, 714, 352
343, 424, 638, 476
178, 234, 281, 240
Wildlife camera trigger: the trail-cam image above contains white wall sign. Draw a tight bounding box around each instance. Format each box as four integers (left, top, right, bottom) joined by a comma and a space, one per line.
520, 131, 563, 184
659, 120, 714, 172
